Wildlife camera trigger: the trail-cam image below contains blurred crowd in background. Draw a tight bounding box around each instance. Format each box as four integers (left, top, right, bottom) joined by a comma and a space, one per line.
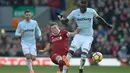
0, 0, 130, 64
0, 0, 66, 10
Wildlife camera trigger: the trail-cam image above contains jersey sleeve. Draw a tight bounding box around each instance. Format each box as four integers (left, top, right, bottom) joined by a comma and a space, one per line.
67, 10, 75, 21
15, 23, 22, 37
62, 30, 68, 38
35, 21, 41, 37
93, 9, 99, 17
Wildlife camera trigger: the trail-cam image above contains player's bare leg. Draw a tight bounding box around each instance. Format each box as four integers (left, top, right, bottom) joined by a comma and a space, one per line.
25, 54, 34, 73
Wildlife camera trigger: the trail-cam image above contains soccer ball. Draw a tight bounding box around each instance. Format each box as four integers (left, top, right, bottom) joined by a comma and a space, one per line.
92, 52, 103, 63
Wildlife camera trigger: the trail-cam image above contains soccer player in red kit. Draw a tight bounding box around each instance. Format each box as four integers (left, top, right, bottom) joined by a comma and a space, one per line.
40, 22, 79, 73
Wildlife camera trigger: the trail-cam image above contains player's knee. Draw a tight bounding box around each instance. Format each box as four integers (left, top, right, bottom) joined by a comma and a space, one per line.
31, 55, 36, 61
25, 54, 31, 59
56, 55, 62, 61
68, 50, 74, 56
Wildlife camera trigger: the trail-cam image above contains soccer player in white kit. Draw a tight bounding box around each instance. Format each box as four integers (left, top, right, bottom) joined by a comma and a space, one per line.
15, 10, 42, 73
57, 0, 112, 73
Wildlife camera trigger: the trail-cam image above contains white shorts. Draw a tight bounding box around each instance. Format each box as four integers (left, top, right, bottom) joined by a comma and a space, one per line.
21, 43, 37, 56
70, 34, 93, 53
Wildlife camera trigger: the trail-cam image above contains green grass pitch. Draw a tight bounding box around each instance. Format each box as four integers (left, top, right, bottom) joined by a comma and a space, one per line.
0, 66, 130, 73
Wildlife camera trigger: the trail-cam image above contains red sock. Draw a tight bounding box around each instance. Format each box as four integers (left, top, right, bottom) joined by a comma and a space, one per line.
59, 60, 64, 66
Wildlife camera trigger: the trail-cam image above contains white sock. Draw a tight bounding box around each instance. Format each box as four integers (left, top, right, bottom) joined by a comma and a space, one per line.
26, 59, 33, 71
79, 57, 86, 69
66, 53, 72, 62
62, 65, 68, 73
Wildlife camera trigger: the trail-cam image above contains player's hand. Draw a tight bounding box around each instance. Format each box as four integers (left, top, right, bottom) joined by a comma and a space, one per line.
20, 29, 24, 35
56, 12, 68, 25
56, 12, 64, 21
56, 12, 63, 20
39, 36, 42, 41
75, 28, 80, 33
39, 50, 45, 53
107, 24, 113, 29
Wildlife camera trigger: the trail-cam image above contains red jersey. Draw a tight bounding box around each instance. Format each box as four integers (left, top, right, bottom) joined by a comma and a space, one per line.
49, 30, 69, 55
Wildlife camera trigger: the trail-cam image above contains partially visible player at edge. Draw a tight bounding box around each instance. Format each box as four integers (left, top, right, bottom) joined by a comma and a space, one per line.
57, 0, 113, 73
15, 10, 42, 73
40, 21, 80, 73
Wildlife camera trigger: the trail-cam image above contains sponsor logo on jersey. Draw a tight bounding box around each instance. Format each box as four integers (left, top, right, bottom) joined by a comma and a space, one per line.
77, 18, 91, 21
24, 29, 34, 32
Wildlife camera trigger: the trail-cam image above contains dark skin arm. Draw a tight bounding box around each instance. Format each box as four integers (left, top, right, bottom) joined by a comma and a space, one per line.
57, 12, 113, 29
61, 18, 69, 25
96, 16, 112, 29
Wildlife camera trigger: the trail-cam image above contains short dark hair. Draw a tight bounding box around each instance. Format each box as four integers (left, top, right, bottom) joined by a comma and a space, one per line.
50, 21, 57, 26
24, 10, 31, 14
80, 0, 87, 4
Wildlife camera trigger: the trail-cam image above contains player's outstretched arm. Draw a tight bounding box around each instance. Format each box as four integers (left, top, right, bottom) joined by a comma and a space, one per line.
39, 43, 51, 52
96, 16, 113, 29
67, 28, 80, 37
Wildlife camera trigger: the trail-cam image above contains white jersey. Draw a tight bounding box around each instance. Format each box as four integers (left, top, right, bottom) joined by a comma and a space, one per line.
15, 19, 41, 44
67, 8, 99, 36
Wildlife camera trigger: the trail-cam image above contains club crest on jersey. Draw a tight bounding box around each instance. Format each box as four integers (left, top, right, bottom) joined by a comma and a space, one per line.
51, 36, 62, 42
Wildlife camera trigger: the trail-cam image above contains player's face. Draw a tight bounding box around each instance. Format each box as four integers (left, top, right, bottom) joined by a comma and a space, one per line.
79, 4, 87, 13
24, 12, 32, 20
51, 25, 60, 35
79, 1, 88, 13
